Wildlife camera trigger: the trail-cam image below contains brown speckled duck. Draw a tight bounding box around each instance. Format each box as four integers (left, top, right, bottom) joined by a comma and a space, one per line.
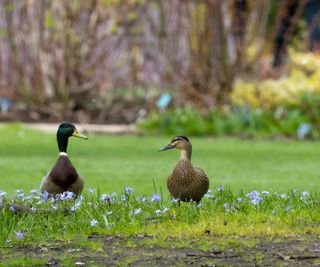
40, 123, 88, 195
159, 136, 209, 203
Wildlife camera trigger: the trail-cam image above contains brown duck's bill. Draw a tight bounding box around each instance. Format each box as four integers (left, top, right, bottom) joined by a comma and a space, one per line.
72, 130, 88, 140
159, 143, 173, 151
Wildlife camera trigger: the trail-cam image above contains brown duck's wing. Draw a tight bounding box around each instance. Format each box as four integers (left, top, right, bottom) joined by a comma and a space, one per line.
41, 156, 83, 194
193, 166, 210, 195
194, 167, 209, 184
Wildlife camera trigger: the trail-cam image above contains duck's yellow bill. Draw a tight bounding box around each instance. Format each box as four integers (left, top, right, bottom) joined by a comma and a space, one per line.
72, 130, 88, 140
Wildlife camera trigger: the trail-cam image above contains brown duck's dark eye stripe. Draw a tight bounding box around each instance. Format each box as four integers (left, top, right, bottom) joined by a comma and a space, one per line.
172, 136, 190, 142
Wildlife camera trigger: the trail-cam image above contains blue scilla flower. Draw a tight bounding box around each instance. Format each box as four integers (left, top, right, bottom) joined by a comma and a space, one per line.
30, 189, 40, 194
246, 190, 262, 206
124, 187, 134, 194
15, 231, 24, 240
100, 194, 112, 203
58, 191, 75, 200
151, 193, 161, 202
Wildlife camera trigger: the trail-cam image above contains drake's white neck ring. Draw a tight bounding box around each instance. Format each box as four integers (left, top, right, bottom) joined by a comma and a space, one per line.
59, 152, 68, 156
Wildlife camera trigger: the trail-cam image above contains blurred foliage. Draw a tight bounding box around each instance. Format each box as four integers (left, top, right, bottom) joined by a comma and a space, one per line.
139, 102, 320, 138
140, 51, 320, 138
232, 51, 320, 109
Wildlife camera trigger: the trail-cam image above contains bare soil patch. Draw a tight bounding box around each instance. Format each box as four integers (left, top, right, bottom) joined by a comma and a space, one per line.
1, 234, 320, 266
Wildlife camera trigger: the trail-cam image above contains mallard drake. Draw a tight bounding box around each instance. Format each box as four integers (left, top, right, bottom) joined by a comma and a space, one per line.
40, 123, 88, 195
159, 136, 209, 203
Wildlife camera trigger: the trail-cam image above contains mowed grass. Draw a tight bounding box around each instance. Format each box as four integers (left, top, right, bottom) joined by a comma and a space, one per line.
0, 123, 320, 195
1, 123, 320, 259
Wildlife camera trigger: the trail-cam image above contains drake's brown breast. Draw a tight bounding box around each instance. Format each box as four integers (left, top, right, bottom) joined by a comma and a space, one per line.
49, 156, 79, 191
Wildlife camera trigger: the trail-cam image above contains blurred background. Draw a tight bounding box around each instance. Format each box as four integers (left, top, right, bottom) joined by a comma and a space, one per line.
0, 0, 320, 138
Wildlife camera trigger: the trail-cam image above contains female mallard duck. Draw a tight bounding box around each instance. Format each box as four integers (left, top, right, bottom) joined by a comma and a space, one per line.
40, 123, 88, 195
159, 136, 209, 203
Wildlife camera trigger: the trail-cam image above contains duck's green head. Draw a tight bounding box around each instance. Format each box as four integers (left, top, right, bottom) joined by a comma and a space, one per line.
57, 123, 88, 153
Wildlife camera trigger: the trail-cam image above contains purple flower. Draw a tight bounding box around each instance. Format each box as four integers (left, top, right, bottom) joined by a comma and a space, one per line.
151, 193, 161, 202
9, 206, 16, 212
15, 189, 24, 199
15, 231, 24, 240
124, 187, 134, 194
42, 191, 49, 202
90, 219, 98, 227
30, 189, 40, 194
58, 191, 75, 200
100, 194, 112, 203
0, 191, 7, 197
246, 191, 262, 206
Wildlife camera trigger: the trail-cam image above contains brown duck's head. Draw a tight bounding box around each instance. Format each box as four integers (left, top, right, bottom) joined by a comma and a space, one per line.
159, 136, 191, 152
57, 122, 88, 153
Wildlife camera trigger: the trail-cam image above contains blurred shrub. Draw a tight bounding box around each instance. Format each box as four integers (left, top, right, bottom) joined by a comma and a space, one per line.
140, 51, 320, 138
139, 90, 320, 139
232, 52, 320, 109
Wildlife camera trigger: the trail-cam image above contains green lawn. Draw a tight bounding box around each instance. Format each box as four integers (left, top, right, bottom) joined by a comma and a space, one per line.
0, 123, 319, 196
1, 123, 320, 265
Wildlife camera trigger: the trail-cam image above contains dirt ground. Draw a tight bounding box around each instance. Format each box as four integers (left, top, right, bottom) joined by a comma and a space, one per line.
1, 234, 320, 266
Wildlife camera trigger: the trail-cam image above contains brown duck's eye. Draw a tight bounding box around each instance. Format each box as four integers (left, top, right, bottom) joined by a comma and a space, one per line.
172, 136, 189, 143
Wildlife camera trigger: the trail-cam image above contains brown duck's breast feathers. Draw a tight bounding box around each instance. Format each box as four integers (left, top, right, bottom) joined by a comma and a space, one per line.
167, 159, 209, 202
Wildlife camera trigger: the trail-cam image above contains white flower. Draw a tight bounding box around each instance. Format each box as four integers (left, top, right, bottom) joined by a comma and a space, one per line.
134, 208, 142, 215
90, 219, 98, 227
88, 188, 96, 193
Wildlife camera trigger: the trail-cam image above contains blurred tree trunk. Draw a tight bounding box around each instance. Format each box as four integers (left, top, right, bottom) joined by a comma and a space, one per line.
303, 0, 320, 52
272, 0, 305, 68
